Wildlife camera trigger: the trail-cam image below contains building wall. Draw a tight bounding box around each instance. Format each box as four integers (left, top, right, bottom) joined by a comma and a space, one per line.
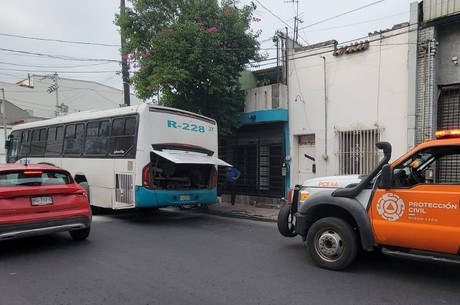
436, 20, 460, 85
416, 26, 438, 144
244, 83, 288, 112
415, 4, 460, 144
288, 26, 411, 185
423, 0, 460, 22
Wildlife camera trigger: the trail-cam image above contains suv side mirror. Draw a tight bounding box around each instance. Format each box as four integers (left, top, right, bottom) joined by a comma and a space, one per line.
380, 164, 392, 189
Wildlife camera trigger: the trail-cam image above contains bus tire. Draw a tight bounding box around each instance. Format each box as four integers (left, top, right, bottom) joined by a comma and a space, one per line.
306, 217, 358, 271
277, 205, 298, 237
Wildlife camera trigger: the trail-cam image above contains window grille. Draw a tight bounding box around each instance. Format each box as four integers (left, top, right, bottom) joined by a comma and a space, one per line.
437, 86, 460, 182
437, 87, 460, 130
337, 129, 380, 175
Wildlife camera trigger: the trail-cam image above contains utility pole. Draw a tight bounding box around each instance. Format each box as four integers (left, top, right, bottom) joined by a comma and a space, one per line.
284, 0, 303, 43
42, 73, 60, 117
1, 88, 6, 143
53, 73, 59, 116
120, 0, 131, 106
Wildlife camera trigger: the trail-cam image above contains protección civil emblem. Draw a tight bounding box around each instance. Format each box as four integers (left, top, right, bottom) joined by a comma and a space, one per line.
376, 193, 405, 221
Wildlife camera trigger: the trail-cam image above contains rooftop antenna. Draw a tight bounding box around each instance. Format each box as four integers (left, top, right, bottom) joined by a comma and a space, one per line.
285, 0, 303, 43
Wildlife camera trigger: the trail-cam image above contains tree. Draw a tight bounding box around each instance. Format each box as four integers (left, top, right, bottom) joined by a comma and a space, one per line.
117, 0, 262, 136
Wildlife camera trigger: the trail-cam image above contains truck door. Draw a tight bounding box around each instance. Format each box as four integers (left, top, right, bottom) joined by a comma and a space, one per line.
369, 145, 460, 254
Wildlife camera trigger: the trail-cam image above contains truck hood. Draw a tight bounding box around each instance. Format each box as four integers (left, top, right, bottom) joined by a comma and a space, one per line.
301, 175, 364, 188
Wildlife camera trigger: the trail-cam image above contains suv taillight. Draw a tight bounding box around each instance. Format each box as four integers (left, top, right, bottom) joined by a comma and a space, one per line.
74, 189, 87, 198
142, 163, 153, 189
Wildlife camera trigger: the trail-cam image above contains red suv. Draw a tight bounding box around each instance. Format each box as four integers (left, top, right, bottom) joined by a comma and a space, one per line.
0, 163, 91, 241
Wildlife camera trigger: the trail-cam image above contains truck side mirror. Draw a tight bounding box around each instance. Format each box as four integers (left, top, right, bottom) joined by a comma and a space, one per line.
380, 164, 392, 189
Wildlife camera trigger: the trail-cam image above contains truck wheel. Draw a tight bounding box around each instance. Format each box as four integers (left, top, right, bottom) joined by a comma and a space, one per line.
306, 217, 357, 271
277, 205, 298, 237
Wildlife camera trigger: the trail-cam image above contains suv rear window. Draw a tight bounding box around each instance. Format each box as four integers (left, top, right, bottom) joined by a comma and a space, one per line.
0, 170, 73, 186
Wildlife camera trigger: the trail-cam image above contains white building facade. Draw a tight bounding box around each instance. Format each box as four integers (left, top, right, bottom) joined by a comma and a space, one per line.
287, 24, 415, 186
0, 75, 143, 120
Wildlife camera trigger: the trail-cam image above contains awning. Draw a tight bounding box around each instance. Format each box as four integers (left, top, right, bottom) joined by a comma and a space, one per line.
152, 149, 231, 167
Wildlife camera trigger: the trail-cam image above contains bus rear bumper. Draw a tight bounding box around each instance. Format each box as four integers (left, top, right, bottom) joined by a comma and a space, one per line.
135, 187, 218, 208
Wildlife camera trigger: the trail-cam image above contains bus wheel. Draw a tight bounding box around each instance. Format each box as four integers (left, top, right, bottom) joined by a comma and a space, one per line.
306, 217, 357, 271
277, 205, 298, 237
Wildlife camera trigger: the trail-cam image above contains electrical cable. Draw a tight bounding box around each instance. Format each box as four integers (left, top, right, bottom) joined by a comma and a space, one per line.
0, 32, 120, 47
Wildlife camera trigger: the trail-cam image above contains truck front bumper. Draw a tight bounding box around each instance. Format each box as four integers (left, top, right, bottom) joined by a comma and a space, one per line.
294, 213, 308, 236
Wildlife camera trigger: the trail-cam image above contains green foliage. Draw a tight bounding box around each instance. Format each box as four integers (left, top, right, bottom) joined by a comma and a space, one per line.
116, 0, 261, 136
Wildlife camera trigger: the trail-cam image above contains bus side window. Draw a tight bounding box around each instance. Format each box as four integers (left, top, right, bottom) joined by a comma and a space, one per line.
19, 130, 31, 157
63, 123, 85, 155
84, 120, 109, 155
30, 128, 46, 157
109, 116, 137, 157
45, 126, 64, 157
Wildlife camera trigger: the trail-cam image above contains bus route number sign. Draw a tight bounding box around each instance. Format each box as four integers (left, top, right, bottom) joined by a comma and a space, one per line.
167, 120, 213, 133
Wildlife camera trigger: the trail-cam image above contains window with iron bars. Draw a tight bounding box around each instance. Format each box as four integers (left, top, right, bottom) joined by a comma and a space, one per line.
436, 86, 460, 183
337, 129, 380, 175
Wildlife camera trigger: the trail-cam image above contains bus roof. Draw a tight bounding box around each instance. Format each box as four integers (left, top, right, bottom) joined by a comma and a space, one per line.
11, 103, 217, 130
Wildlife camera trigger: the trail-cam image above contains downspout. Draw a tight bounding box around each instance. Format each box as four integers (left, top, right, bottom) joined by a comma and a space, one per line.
285, 27, 288, 85
284, 26, 290, 198
423, 40, 431, 141
320, 56, 328, 161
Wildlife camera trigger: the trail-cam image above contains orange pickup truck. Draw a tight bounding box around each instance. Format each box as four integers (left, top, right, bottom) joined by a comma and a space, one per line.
279, 129, 460, 270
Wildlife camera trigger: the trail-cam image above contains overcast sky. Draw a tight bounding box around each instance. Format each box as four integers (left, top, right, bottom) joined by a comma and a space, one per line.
0, 0, 417, 92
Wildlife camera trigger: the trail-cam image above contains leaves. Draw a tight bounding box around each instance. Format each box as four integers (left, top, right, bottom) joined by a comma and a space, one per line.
116, 0, 261, 136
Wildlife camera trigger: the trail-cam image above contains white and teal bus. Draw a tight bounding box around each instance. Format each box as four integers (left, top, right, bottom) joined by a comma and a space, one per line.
5, 103, 230, 211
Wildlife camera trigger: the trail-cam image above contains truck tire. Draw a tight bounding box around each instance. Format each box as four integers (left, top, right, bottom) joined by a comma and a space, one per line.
306, 217, 357, 271
277, 205, 298, 237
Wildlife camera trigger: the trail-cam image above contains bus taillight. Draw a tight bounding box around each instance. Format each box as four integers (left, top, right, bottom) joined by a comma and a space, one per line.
210, 167, 218, 188
142, 163, 153, 189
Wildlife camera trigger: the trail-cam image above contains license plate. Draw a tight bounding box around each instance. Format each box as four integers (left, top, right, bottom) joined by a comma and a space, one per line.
31, 196, 53, 206
180, 195, 190, 201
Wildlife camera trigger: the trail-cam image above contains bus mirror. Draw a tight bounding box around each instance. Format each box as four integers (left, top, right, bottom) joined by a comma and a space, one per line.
380, 164, 392, 189
4, 140, 11, 150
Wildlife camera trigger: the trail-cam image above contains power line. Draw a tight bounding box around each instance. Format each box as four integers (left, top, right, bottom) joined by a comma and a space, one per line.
0, 67, 119, 74
0, 47, 120, 63
0, 32, 120, 47
298, 0, 386, 31
253, 0, 293, 30
300, 11, 409, 33
0, 61, 116, 69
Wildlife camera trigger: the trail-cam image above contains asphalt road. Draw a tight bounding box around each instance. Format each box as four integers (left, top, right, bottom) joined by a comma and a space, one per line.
0, 208, 459, 305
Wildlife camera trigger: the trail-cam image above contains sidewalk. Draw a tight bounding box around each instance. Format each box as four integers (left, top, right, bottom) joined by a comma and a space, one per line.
206, 201, 280, 222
